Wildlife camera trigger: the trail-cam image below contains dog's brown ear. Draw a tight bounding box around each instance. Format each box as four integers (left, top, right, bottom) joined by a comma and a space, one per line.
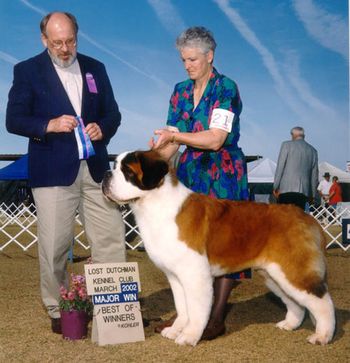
138, 150, 169, 189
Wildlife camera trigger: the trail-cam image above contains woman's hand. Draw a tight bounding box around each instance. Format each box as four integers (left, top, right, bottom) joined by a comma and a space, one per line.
152, 129, 175, 150
149, 128, 179, 161
148, 137, 156, 149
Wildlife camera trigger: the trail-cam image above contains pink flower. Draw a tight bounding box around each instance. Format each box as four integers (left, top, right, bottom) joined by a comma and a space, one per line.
67, 291, 75, 301
235, 160, 244, 180
180, 152, 188, 163
221, 150, 234, 174
208, 163, 219, 180
193, 121, 204, 132
71, 274, 86, 289
60, 286, 68, 299
182, 90, 189, 99
78, 288, 87, 300
59, 271, 93, 314
213, 100, 220, 109
182, 111, 190, 120
171, 92, 179, 111
192, 150, 203, 159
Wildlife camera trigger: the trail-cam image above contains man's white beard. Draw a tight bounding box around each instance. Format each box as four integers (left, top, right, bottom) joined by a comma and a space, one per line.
48, 50, 77, 68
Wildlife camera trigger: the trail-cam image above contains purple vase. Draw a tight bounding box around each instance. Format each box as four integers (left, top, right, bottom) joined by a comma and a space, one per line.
61, 310, 88, 340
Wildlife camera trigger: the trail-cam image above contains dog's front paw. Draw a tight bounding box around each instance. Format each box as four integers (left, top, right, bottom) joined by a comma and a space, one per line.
161, 326, 182, 340
175, 331, 201, 346
307, 332, 332, 345
161, 316, 187, 340
276, 319, 297, 331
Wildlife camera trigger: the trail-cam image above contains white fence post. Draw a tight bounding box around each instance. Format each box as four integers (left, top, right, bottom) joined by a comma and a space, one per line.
309, 204, 350, 251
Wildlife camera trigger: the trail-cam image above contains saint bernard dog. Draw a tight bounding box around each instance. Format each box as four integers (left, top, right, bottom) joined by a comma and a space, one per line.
102, 150, 335, 347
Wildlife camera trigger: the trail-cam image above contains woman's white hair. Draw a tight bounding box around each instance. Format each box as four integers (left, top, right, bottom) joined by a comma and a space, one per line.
176, 26, 216, 54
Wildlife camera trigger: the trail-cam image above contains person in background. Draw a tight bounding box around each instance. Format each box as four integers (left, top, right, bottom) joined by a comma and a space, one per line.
6, 12, 126, 334
329, 175, 342, 210
273, 126, 319, 210
318, 172, 332, 206
150, 26, 250, 340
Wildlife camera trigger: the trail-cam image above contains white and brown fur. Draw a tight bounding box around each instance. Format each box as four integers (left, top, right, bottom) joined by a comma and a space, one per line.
102, 150, 335, 346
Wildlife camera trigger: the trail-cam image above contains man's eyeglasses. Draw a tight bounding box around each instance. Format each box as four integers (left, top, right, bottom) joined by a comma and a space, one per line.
47, 38, 77, 50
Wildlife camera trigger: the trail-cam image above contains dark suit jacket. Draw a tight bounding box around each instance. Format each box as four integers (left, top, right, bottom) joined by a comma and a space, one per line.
6, 50, 121, 187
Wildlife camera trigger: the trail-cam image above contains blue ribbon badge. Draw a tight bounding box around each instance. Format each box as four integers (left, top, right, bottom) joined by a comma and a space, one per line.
74, 116, 96, 160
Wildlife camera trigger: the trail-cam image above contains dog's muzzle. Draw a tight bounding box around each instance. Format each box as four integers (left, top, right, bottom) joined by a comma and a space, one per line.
102, 170, 113, 198
101, 170, 139, 205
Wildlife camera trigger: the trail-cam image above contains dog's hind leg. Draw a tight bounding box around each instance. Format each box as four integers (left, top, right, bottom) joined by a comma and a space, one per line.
285, 289, 335, 345
302, 292, 335, 345
262, 272, 305, 330
265, 264, 335, 345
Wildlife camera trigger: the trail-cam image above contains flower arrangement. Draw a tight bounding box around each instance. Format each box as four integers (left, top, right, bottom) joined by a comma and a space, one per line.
59, 273, 93, 314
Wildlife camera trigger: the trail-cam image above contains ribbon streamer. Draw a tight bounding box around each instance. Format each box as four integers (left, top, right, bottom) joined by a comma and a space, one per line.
74, 116, 96, 160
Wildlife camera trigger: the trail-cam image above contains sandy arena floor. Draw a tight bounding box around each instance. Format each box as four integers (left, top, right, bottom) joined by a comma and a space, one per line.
0, 244, 349, 362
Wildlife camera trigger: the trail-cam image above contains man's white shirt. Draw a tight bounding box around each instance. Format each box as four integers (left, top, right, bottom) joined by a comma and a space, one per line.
53, 59, 82, 116
317, 179, 332, 195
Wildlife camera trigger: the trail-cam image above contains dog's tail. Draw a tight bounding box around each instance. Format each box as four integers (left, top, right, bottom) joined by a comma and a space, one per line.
320, 230, 327, 251
309, 216, 327, 251
315, 224, 327, 251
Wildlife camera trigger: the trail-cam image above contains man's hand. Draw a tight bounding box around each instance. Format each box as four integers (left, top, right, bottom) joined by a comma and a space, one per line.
273, 189, 280, 199
46, 115, 78, 133
85, 123, 103, 141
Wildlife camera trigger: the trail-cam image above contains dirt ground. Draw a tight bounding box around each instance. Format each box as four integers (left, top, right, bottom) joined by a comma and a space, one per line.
0, 244, 349, 363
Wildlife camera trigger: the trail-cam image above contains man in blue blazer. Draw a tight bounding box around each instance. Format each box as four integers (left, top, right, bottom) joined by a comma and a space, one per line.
6, 12, 126, 333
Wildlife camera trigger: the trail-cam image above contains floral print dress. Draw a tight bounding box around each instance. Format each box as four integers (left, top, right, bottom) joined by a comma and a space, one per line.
167, 67, 250, 279
167, 67, 249, 201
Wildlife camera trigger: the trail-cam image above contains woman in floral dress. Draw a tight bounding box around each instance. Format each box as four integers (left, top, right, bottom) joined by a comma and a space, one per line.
151, 26, 250, 340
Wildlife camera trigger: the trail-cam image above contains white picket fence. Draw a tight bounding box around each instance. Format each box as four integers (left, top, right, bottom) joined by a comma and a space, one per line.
0, 202, 143, 252
0, 202, 349, 253
309, 203, 350, 251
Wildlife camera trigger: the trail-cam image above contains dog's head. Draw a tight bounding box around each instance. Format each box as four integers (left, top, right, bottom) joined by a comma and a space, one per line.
102, 150, 169, 204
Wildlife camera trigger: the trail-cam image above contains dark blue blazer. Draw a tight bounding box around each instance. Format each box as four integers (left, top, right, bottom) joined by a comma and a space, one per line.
6, 50, 121, 187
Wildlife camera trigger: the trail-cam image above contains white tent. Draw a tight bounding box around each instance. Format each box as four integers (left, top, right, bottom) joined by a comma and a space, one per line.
318, 162, 350, 183
246, 159, 350, 202
248, 159, 350, 184
247, 158, 276, 183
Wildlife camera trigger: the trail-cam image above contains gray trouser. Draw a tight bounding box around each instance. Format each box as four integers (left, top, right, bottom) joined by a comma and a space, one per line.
32, 161, 125, 318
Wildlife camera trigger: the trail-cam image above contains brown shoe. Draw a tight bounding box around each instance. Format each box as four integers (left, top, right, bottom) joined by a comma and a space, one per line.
154, 314, 177, 333
51, 318, 62, 334
201, 319, 226, 340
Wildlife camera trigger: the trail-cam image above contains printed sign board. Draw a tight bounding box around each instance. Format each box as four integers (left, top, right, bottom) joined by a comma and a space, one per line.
342, 218, 350, 245
84, 262, 145, 345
